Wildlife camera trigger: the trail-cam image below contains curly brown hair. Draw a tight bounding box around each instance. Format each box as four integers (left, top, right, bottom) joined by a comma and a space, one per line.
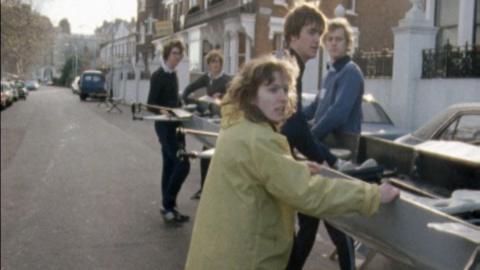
222, 55, 299, 124
162, 39, 185, 61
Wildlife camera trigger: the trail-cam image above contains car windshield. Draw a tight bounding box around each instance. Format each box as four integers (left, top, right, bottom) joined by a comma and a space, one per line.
362, 101, 392, 124
83, 75, 103, 82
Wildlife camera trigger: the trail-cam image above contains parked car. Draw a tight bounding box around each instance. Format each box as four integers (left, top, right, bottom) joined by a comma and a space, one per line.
1, 81, 15, 107
71, 76, 80, 94
395, 103, 480, 146
25, 80, 40, 90
78, 70, 107, 101
15, 81, 28, 99
302, 93, 406, 140
1, 83, 9, 109
5, 81, 18, 101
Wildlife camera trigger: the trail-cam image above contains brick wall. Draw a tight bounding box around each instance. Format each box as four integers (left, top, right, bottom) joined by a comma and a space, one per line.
356, 0, 410, 51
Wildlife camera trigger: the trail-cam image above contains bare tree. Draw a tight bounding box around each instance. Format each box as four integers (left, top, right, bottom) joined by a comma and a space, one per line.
1, 1, 54, 77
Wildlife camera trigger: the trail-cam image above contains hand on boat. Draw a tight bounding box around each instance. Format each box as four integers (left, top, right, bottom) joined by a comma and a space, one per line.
379, 183, 400, 203
305, 161, 322, 175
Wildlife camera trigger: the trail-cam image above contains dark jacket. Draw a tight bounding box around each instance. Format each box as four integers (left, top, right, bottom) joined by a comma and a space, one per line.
147, 67, 181, 111
280, 49, 337, 166
181, 73, 231, 104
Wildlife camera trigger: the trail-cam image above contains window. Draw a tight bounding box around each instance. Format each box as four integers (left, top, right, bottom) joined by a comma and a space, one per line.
435, 0, 459, 46
238, 32, 246, 69
138, 0, 146, 12
272, 33, 283, 51
190, 0, 198, 7
139, 24, 145, 44
189, 41, 201, 71
439, 114, 480, 144
202, 40, 213, 71
346, 0, 356, 14
362, 102, 392, 124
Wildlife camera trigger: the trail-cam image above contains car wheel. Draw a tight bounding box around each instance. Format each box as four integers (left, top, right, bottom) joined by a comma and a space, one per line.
80, 94, 86, 101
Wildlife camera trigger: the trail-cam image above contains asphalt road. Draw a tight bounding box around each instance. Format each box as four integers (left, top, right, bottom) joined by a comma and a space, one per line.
1, 86, 412, 270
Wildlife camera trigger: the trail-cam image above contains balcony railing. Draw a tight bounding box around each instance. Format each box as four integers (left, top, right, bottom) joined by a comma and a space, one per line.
352, 49, 393, 78
422, 42, 480, 78
185, 0, 256, 28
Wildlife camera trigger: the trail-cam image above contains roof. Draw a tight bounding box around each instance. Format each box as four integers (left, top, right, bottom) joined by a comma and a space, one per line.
412, 103, 480, 140
82, 70, 103, 74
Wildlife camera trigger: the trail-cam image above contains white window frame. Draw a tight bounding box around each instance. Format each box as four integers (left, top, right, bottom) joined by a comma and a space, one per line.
346, 0, 357, 15
138, 0, 146, 12
273, 0, 287, 7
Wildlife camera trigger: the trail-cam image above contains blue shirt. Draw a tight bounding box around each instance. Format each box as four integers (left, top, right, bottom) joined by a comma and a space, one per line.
304, 56, 364, 141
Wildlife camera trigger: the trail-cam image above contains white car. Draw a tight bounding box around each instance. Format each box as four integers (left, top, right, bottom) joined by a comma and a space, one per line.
395, 103, 480, 146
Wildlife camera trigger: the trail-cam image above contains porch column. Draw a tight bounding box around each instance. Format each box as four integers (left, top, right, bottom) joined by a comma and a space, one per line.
230, 33, 239, 74
391, 0, 437, 130
458, 0, 475, 46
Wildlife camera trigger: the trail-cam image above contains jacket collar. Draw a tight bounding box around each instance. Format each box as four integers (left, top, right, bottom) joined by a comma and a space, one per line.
208, 71, 224, 80
327, 55, 351, 72
161, 60, 175, 73
288, 48, 305, 74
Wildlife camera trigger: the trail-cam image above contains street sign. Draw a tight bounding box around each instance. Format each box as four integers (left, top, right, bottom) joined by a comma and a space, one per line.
155, 21, 173, 38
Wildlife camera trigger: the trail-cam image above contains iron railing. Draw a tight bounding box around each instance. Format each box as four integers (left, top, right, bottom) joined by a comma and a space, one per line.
422, 42, 480, 78
352, 49, 393, 78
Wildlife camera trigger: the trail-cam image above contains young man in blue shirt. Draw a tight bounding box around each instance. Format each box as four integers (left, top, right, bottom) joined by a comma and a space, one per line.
303, 18, 364, 142
301, 18, 366, 270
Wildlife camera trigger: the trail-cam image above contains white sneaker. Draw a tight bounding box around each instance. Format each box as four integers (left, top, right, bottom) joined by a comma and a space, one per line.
336, 159, 356, 171
357, 158, 377, 170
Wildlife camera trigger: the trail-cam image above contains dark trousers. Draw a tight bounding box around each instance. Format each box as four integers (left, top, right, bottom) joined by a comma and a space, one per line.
155, 122, 190, 211
286, 213, 355, 270
199, 146, 210, 190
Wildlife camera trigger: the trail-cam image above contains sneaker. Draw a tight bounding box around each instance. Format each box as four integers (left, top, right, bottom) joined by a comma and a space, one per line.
172, 209, 190, 223
162, 211, 177, 224
190, 190, 202, 200
336, 159, 356, 172
357, 158, 378, 170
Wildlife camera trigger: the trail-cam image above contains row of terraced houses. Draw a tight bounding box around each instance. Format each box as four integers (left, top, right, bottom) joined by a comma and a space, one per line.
102, 0, 479, 131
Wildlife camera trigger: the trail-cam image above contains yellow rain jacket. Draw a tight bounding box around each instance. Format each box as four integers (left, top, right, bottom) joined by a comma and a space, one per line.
185, 105, 380, 270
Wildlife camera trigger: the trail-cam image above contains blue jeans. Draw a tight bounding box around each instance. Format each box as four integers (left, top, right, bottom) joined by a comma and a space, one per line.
155, 122, 190, 211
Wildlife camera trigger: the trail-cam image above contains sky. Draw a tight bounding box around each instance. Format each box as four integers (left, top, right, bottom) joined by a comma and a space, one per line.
31, 0, 137, 34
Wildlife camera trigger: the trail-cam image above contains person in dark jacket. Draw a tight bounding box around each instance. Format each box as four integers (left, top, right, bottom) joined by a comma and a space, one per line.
147, 39, 190, 224
182, 49, 231, 105
282, 5, 357, 270
181, 49, 232, 199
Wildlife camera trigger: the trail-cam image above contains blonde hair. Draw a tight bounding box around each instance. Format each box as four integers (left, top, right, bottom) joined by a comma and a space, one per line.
222, 55, 299, 124
284, 3, 327, 46
205, 49, 224, 65
322, 18, 355, 55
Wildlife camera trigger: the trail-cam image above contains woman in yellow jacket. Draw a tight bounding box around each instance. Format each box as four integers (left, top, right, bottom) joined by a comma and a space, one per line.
185, 55, 399, 270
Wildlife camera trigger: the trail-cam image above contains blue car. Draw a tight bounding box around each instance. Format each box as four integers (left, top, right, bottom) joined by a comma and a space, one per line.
78, 70, 107, 101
